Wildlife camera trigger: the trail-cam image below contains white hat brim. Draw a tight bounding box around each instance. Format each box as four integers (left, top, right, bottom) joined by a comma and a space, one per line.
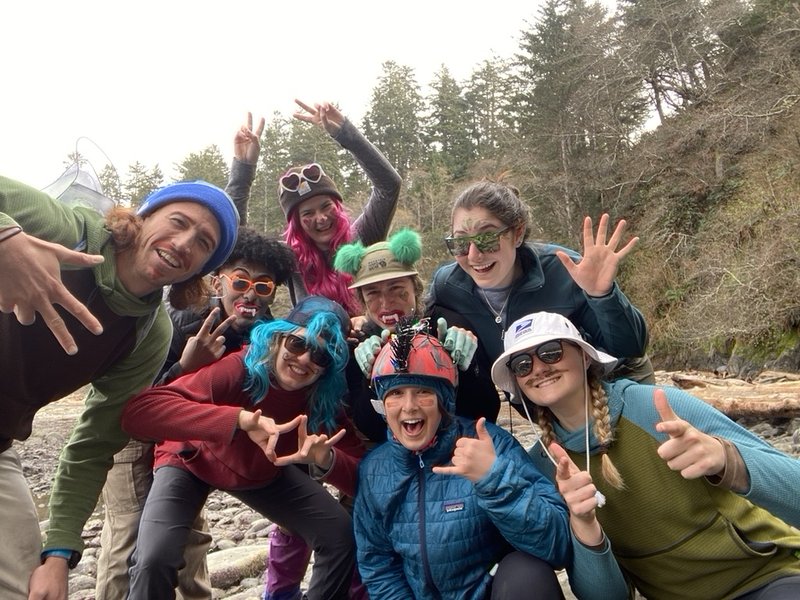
491, 333, 617, 395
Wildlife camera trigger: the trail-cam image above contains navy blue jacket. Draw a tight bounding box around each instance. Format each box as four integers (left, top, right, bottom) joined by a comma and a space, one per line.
426, 243, 649, 422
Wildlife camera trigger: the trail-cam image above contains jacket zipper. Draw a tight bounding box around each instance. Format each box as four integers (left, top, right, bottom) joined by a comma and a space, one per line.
417, 454, 442, 599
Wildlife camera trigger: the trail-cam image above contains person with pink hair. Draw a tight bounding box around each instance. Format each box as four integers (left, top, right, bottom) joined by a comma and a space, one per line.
278, 99, 402, 316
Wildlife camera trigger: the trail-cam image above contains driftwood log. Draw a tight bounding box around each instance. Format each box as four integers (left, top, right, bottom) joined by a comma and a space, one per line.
663, 371, 800, 420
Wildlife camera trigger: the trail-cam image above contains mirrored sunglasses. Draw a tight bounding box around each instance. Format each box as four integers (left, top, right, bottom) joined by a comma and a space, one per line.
507, 340, 565, 377
284, 334, 331, 368
279, 163, 325, 194
221, 274, 275, 297
444, 226, 511, 257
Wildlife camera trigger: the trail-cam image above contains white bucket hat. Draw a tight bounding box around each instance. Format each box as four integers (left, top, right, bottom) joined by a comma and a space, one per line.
491, 312, 617, 395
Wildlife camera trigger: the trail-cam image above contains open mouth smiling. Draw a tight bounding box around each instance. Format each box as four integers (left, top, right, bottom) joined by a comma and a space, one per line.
401, 418, 424, 435
156, 248, 181, 269
471, 262, 496, 274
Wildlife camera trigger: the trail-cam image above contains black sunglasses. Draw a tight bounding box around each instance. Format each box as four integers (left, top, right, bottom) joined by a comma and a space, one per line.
444, 226, 511, 257
284, 334, 331, 368
506, 340, 565, 377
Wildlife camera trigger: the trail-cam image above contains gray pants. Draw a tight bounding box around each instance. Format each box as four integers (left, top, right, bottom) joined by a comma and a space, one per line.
128, 465, 355, 600
97, 440, 211, 600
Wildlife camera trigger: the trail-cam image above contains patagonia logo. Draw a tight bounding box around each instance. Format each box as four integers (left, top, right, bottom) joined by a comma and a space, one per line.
443, 501, 465, 513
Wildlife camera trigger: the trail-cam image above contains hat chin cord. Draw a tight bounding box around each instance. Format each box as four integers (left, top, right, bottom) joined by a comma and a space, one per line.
519, 352, 606, 509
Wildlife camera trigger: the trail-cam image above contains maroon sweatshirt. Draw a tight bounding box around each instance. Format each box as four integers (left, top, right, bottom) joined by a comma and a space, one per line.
121, 349, 363, 496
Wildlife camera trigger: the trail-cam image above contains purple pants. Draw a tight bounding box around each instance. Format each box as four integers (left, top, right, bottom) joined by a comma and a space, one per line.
264, 527, 367, 600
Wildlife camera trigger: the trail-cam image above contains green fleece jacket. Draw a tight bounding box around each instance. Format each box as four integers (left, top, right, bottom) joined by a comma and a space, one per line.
0, 176, 172, 556
527, 380, 800, 599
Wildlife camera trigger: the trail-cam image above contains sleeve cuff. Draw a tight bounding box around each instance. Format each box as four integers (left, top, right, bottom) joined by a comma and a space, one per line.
41, 548, 80, 569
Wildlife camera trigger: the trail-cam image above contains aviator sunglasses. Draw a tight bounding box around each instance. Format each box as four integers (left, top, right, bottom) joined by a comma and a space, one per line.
444, 226, 512, 257
221, 274, 275, 297
284, 334, 331, 368
506, 340, 567, 377
279, 163, 325, 194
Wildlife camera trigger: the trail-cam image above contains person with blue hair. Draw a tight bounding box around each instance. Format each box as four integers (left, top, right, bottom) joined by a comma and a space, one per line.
121, 296, 365, 600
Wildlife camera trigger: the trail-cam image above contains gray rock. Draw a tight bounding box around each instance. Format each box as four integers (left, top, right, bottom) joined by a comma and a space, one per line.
208, 544, 268, 590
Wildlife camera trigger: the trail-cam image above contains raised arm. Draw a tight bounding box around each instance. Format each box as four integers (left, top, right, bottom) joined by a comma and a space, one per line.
225, 112, 265, 225
293, 99, 402, 245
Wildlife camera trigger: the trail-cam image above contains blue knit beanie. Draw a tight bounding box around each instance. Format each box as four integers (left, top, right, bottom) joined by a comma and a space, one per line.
137, 180, 239, 275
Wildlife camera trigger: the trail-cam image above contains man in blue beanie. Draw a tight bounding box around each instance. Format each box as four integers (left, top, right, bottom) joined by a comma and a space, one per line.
0, 174, 239, 600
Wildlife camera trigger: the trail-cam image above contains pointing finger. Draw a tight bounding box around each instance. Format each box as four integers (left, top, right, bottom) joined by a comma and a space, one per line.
654, 388, 679, 424
327, 428, 346, 446
254, 116, 265, 138
550, 442, 579, 480
198, 307, 220, 336
276, 414, 305, 434
294, 98, 315, 114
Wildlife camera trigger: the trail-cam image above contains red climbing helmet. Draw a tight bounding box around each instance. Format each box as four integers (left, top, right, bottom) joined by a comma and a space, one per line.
371, 329, 457, 390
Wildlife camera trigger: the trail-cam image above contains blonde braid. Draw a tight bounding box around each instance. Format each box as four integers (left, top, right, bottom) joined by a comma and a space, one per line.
536, 406, 557, 450
588, 371, 625, 490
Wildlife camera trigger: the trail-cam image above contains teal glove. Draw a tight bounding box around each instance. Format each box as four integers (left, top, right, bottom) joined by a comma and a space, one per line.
355, 330, 390, 377
436, 317, 478, 371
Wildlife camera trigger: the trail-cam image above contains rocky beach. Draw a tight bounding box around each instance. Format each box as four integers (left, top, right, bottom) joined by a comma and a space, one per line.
17, 372, 800, 599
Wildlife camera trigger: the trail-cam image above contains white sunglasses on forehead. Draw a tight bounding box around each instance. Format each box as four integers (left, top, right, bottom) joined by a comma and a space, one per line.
279, 163, 325, 194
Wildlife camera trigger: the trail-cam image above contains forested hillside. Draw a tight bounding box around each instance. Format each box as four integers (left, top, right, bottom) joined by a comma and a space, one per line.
89, 0, 800, 375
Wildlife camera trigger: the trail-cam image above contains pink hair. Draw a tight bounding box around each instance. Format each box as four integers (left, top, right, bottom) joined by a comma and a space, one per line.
285, 199, 361, 316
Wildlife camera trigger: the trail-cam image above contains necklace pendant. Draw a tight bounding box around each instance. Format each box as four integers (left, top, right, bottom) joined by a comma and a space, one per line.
495, 315, 502, 324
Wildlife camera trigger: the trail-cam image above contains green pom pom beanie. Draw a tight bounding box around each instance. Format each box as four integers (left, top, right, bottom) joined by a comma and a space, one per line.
334, 228, 421, 289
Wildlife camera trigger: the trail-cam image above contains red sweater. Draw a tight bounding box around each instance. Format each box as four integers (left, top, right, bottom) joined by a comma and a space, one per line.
121, 349, 363, 495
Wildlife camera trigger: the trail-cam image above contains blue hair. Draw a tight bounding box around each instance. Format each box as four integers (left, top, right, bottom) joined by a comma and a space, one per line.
243, 310, 349, 433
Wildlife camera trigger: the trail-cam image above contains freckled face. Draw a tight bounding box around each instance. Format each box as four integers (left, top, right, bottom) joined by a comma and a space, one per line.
297, 195, 340, 250
451, 206, 520, 290
383, 386, 442, 452
361, 276, 417, 332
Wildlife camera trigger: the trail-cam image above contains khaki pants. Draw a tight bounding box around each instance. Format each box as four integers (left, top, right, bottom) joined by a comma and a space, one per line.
0, 447, 42, 600
96, 439, 212, 600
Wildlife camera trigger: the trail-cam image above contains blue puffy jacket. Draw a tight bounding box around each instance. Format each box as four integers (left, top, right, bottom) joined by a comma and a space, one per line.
354, 416, 571, 599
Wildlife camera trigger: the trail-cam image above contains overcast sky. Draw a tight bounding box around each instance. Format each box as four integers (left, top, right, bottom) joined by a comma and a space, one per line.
2, 1, 614, 189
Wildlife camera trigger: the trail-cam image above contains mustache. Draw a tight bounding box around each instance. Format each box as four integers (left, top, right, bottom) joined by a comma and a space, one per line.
523, 368, 561, 386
